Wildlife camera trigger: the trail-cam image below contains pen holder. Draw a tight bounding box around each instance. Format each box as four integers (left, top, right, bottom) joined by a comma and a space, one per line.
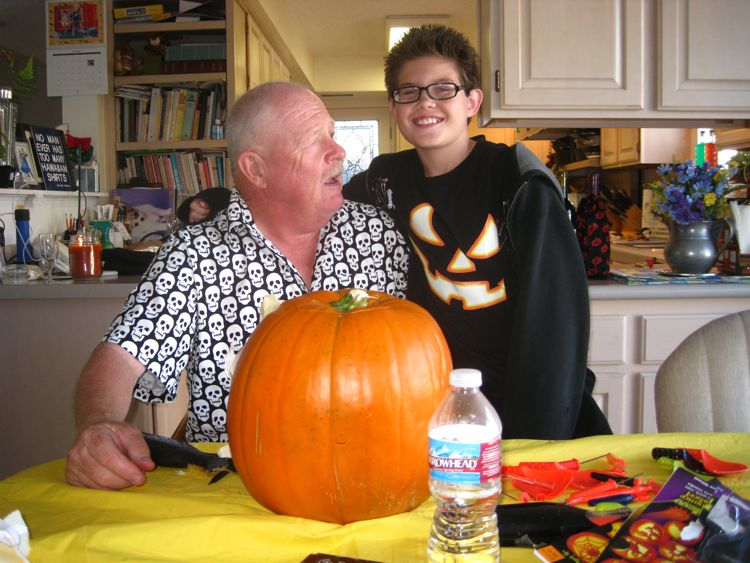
90, 220, 114, 249
68, 228, 103, 279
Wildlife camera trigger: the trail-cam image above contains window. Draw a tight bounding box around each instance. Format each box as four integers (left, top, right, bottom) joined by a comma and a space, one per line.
334, 119, 379, 184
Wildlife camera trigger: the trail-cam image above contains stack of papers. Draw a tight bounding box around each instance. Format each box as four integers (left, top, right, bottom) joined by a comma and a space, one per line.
609, 268, 750, 285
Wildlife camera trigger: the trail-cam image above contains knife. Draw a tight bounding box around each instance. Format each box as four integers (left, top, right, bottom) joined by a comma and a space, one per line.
143, 432, 233, 471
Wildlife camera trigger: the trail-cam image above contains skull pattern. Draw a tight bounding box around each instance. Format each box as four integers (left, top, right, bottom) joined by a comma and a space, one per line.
103, 194, 408, 443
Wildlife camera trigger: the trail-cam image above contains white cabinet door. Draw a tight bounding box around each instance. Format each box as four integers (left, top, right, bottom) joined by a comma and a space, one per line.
486, 0, 645, 109
660, 0, 750, 111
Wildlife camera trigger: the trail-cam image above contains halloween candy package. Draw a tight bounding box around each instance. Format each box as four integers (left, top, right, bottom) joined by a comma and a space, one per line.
596, 467, 749, 562
535, 467, 749, 562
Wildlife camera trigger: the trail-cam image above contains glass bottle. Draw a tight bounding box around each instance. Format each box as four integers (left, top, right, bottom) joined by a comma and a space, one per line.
0, 87, 17, 168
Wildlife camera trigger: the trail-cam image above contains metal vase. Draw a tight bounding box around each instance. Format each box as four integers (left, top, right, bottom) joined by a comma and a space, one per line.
664, 220, 733, 274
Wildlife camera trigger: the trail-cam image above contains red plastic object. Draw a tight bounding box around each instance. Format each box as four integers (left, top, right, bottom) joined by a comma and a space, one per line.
514, 459, 581, 471
687, 449, 748, 475
503, 465, 575, 501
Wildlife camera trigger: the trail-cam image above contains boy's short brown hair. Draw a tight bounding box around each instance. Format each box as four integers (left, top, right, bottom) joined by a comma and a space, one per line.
384, 25, 480, 98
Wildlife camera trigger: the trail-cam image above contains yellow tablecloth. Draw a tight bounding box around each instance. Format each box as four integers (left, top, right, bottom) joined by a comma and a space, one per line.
1, 433, 749, 562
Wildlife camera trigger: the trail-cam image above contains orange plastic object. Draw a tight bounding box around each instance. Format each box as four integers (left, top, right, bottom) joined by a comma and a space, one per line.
569, 469, 627, 490
605, 453, 626, 472
503, 465, 575, 501
514, 459, 581, 471
687, 449, 748, 475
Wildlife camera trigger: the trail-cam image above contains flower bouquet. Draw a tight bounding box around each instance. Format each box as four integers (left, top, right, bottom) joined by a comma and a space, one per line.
647, 160, 742, 225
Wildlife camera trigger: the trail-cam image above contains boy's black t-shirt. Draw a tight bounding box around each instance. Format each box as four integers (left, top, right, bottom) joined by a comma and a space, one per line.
345, 139, 611, 439
386, 141, 515, 394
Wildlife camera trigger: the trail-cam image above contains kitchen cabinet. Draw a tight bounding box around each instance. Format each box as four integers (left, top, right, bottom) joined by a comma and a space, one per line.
588, 289, 750, 434
659, 0, 750, 112
716, 128, 750, 150
246, 11, 289, 89
600, 128, 693, 168
478, 0, 750, 125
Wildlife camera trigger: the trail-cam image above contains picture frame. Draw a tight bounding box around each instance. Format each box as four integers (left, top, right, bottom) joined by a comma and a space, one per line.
46, 0, 104, 47
14, 141, 41, 186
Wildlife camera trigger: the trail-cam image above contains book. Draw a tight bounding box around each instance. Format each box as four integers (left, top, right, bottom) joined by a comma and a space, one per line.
161, 60, 227, 74
113, 4, 164, 19
181, 90, 198, 140
114, 12, 175, 24
172, 89, 187, 142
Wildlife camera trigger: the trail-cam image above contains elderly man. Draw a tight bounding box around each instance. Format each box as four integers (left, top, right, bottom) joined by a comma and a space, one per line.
66, 82, 409, 490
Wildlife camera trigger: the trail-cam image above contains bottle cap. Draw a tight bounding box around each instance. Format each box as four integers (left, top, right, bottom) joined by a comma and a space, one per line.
450, 368, 482, 388
14, 208, 30, 221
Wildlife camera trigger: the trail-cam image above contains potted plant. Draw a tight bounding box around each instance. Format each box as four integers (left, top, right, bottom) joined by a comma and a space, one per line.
647, 160, 743, 274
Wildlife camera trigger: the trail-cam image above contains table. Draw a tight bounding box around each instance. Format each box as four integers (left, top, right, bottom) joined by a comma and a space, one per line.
2, 433, 749, 562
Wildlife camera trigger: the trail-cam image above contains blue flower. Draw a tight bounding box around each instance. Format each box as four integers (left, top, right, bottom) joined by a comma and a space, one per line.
647, 160, 739, 225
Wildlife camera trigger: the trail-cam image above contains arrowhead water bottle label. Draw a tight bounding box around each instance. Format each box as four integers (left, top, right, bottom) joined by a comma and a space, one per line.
429, 425, 501, 484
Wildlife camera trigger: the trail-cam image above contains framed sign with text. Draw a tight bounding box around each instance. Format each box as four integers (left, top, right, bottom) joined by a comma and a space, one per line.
28, 126, 76, 191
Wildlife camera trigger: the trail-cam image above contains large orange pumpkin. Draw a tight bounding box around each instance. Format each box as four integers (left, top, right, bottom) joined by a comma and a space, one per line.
227, 289, 452, 524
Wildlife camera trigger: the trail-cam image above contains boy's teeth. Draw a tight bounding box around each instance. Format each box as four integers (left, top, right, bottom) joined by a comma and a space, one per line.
415, 117, 440, 125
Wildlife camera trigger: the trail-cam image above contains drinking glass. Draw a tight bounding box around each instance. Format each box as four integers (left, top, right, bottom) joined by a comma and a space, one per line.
39, 233, 59, 282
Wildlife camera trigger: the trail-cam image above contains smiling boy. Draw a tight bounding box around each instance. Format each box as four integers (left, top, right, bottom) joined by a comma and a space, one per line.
344, 25, 610, 439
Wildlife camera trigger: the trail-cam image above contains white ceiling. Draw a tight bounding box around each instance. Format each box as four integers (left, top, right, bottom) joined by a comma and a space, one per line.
277, 0, 479, 58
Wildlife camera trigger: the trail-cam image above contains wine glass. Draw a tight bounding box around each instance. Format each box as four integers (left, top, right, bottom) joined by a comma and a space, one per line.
39, 233, 59, 283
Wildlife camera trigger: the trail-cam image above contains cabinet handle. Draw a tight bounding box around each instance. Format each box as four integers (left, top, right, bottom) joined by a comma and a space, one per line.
495, 70, 501, 92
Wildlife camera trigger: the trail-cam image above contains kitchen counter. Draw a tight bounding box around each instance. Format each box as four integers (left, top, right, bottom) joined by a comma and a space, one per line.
3, 275, 750, 301
0, 275, 142, 299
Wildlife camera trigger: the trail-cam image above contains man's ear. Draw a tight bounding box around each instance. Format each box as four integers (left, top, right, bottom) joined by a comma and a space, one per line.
236, 150, 266, 188
465, 88, 483, 118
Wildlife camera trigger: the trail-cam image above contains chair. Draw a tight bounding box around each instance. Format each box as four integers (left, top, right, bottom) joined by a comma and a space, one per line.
655, 309, 750, 432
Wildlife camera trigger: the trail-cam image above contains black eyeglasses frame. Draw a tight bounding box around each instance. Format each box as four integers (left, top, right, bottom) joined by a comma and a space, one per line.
390, 82, 470, 104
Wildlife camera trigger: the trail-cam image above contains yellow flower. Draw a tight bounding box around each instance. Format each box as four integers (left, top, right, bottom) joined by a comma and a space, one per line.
704, 193, 717, 206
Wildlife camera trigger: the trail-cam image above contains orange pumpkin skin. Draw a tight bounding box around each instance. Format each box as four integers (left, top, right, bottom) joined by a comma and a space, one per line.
227, 289, 452, 524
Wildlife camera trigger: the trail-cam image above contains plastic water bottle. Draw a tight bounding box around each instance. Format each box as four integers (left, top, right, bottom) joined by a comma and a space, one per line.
427, 368, 502, 562
14, 208, 32, 264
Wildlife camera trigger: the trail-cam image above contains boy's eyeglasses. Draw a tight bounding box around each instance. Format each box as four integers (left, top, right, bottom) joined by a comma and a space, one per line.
391, 82, 469, 104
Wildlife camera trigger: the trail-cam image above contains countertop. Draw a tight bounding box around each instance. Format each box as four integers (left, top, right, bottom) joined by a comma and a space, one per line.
2, 275, 750, 300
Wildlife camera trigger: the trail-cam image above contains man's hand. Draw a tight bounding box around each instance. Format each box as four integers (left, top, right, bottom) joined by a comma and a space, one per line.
188, 199, 212, 223
66, 421, 156, 490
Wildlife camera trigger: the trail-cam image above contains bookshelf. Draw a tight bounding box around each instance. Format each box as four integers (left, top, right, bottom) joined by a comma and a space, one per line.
104, 1, 292, 196
107, 2, 235, 196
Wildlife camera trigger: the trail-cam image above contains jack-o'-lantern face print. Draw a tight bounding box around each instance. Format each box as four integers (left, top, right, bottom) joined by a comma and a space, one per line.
611, 536, 657, 561
409, 202, 506, 310
566, 531, 610, 562
658, 540, 696, 560
630, 519, 667, 545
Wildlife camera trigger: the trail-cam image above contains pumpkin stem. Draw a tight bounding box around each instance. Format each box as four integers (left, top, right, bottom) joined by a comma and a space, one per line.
331, 289, 372, 312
